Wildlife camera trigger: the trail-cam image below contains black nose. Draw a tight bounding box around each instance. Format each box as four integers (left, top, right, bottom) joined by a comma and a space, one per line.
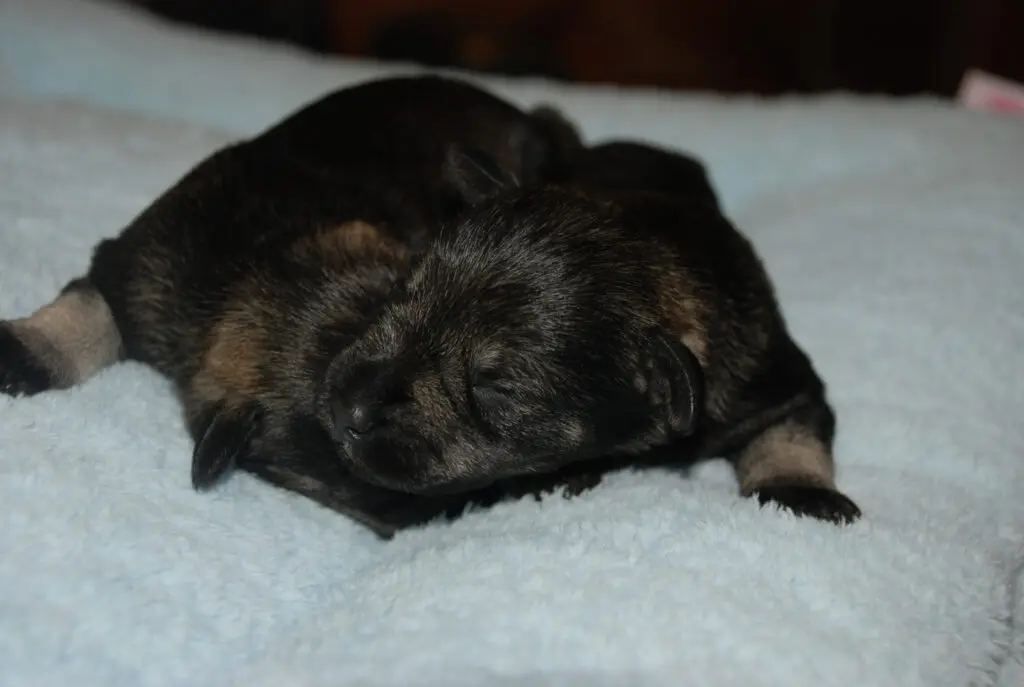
331, 398, 379, 441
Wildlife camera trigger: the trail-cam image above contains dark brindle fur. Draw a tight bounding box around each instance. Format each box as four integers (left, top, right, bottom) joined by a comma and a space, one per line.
324, 139, 862, 526
0, 75, 589, 536
0, 76, 860, 533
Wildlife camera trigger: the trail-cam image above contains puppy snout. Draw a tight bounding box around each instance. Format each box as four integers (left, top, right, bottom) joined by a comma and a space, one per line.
325, 352, 412, 447
327, 358, 402, 443
331, 397, 379, 441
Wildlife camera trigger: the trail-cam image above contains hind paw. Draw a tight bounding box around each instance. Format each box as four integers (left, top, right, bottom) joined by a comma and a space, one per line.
0, 326, 54, 397
752, 483, 862, 525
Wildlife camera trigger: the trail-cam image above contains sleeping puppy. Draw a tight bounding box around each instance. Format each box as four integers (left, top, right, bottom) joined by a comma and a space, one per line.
323, 139, 862, 526
0, 75, 585, 535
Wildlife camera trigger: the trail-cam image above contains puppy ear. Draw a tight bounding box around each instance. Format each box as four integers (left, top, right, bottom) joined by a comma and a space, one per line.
191, 400, 263, 490
443, 144, 520, 206
523, 105, 585, 182
641, 332, 703, 436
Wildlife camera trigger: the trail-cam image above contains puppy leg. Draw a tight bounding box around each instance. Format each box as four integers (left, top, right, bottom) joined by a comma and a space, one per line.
183, 298, 284, 491
189, 398, 263, 490
731, 397, 861, 525
0, 278, 123, 396
708, 336, 861, 525
185, 381, 266, 492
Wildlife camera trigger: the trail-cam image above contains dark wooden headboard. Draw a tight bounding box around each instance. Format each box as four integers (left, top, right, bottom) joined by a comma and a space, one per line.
126, 0, 1024, 96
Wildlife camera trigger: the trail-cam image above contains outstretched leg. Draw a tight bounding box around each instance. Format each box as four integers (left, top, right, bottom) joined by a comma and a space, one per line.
731, 395, 860, 525
0, 278, 122, 396
704, 336, 862, 525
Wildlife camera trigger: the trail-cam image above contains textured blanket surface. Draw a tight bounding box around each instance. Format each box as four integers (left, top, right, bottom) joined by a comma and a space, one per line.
1, 1, 1023, 686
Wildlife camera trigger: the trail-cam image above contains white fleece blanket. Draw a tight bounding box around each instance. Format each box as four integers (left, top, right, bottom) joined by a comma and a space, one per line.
1, 1, 1023, 686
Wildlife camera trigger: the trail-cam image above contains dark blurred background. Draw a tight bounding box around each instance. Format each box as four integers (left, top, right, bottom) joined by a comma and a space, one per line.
126, 0, 1023, 96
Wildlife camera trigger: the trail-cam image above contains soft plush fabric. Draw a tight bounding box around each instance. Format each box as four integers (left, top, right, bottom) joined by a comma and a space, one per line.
1, 1, 1022, 686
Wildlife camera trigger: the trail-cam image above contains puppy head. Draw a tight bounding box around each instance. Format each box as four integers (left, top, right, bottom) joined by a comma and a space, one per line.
318, 147, 703, 495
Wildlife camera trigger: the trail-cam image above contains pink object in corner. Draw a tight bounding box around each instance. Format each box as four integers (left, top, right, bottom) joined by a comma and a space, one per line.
957, 69, 1024, 117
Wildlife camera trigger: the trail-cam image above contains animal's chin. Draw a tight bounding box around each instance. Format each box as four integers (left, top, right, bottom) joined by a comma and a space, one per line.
335, 432, 588, 496
344, 460, 498, 496
333, 440, 484, 496
342, 460, 419, 493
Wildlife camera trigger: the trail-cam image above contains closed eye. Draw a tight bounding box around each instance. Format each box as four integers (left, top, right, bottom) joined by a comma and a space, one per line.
470, 365, 505, 391
471, 376, 512, 398
466, 369, 513, 433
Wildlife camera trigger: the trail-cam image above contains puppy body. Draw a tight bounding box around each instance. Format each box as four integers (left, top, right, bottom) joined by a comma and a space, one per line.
326, 140, 861, 525
0, 75, 584, 535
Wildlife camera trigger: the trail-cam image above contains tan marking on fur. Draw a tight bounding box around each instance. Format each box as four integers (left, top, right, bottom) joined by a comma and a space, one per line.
735, 421, 836, 495
655, 266, 776, 421
315, 220, 381, 253
292, 221, 409, 266
656, 271, 709, 365
10, 288, 122, 387
189, 307, 267, 408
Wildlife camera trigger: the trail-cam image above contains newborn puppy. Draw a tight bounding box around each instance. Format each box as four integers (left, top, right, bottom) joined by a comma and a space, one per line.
325, 139, 862, 525
0, 75, 583, 535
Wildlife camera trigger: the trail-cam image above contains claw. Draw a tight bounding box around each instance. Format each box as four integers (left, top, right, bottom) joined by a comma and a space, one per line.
0, 326, 54, 397
753, 484, 862, 525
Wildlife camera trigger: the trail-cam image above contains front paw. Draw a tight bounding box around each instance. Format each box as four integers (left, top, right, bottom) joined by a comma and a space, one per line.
560, 470, 603, 499
191, 400, 263, 490
752, 483, 862, 525
0, 325, 54, 397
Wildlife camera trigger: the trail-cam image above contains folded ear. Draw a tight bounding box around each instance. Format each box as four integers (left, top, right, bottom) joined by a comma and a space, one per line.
442, 144, 520, 206
191, 400, 263, 490
641, 332, 703, 437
